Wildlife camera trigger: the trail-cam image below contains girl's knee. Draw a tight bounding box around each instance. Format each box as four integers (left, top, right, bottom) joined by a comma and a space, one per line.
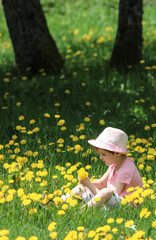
77, 184, 86, 192
97, 188, 113, 202
72, 184, 87, 196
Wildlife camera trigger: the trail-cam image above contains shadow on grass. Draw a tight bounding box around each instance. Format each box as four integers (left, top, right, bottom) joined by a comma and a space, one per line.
0, 38, 155, 142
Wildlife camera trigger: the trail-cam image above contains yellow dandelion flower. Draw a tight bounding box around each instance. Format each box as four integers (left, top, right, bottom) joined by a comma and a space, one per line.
88, 230, 96, 238
15, 237, 26, 240
54, 102, 60, 107
0, 180, 4, 187
0, 155, 4, 162
16, 102, 21, 106
78, 170, 88, 180
0, 145, 4, 150
57, 138, 64, 144
116, 218, 123, 224
23, 199, 31, 206
29, 119, 35, 124
74, 144, 83, 151
44, 113, 50, 118
146, 166, 152, 171
99, 119, 105, 125
126, 187, 134, 193
74, 29, 79, 35
57, 210, 65, 215
64, 230, 77, 240
85, 165, 91, 170
0, 229, 9, 236
3, 78, 10, 83
40, 180, 48, 187
32, 127, 40, 132
50, 232, 57, 239
22, 76, 28, 80
56, 148, 61, 152
144, 125, 150, 130
86, 101, 91, 106
147, 179, 154, 185
74, 194, 82, 200
72, 136, 79, 142
112, 228, 118, 234
69, 199, 78, 207
107, 218, 114, 224
0, 235, 8, 240
52, 175, 58, 179
105, 233, 113, 240
140, 60, 145, 64
152, 220, 156, 228
77, 226, 84, 231
139, 208, 151, 218
130, 230, 145, 239
17, 188, 24, 197
65, 89, 70, 94
94, 197, 100, 202
19, 115, 24, 121
139, 164, 144, 170
54, 115, 60, 119
62, 204, 69, 210
29, 236, 38, 240
48, 222, 56, 232
79, 135, 86, 140
57, 119, 65, 126
97, 36, 105, 44
9, 179, 14, 184
84, 117, 90, 122
125, 220, 134, 228
20, 139, 27, 145
66, 162, 71, 167
29, 208, 37, 214
49, 87, 54, 93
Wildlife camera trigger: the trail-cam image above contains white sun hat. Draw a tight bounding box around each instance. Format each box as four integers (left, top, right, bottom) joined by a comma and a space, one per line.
88, 127, 129, 154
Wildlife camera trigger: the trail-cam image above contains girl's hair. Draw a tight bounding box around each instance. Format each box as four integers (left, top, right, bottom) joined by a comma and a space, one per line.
94, 147, 115, 155
94, 147, 126, 157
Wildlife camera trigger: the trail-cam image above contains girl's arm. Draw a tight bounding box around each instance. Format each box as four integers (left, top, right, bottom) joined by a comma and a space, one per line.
79, 177, 100, 195
92, 168, 111, 189
110, 182, 125, 195
79, 168, 111, 194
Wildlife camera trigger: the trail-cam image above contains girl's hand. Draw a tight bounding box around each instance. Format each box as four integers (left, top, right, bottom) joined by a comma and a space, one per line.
78, 170, 88, 181
79, 177, 91, 187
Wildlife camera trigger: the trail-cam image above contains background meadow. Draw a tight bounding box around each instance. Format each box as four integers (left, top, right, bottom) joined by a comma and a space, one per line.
0, 0, 156, 239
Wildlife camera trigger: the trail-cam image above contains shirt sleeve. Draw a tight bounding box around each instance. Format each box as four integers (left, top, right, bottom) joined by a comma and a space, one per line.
114, 167, 134, 184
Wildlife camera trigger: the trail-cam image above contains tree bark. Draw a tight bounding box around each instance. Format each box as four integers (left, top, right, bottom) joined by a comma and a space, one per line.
2, 0, 64, 75
110, 0, 143, 70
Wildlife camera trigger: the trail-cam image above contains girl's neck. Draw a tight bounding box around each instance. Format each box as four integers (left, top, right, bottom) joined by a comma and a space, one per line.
115, 155, 127, 172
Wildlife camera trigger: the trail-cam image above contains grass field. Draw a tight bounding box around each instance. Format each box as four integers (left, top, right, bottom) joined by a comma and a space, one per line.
0, 0, 156, 239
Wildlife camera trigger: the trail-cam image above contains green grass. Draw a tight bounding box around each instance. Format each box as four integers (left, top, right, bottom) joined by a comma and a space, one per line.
0, 0, 156, 239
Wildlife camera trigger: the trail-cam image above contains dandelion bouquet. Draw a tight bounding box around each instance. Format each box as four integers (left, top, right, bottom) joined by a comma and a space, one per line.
77, 168, 88, 180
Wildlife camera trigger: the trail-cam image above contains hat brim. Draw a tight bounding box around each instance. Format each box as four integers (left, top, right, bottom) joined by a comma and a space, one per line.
88, 139, 129, 155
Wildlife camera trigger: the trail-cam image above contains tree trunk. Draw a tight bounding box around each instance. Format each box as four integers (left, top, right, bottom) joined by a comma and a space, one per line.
110, 0, 143, 70
2, 0, 64, 75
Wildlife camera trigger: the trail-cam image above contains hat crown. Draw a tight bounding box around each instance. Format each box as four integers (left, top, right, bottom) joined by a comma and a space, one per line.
97, 127, 128, 149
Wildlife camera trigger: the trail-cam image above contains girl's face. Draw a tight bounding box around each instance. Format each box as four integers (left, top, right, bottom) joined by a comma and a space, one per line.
96, 148, 117, 166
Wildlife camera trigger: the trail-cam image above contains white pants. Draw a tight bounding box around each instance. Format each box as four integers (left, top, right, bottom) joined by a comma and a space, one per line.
82, 189, 121, 209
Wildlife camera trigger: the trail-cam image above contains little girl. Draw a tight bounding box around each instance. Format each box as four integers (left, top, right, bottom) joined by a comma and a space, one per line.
63, 127, 143, 209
